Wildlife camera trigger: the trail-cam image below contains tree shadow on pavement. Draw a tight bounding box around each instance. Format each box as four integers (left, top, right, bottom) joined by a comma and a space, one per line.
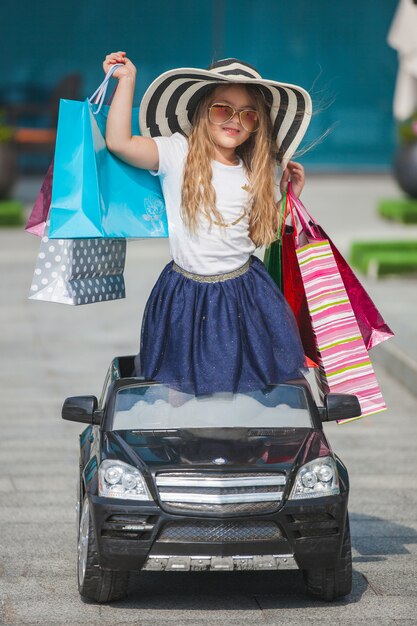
350, 511, 417, 562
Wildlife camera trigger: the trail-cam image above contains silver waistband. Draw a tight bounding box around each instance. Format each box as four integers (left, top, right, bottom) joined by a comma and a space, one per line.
172, 259, 251, 283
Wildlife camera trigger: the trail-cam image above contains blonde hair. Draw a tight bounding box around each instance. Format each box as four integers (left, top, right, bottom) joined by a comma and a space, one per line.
181, 85, 279, 247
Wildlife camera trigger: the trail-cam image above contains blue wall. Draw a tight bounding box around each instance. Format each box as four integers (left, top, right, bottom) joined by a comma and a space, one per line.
2, 0, 399, 170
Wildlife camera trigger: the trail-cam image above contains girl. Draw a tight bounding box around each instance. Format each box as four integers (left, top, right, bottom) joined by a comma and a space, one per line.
103, 52, 312, 395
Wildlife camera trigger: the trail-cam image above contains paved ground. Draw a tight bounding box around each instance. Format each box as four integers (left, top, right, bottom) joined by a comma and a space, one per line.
1, 175, 417, 624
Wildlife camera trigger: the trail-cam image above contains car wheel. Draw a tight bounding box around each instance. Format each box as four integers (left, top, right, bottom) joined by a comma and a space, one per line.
76, 473, 82, 534
77, 496, 129, 603
303, 515, 352, 601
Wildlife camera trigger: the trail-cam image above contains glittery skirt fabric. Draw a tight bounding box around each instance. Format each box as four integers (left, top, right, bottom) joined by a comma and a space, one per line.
136, 256, 305, 395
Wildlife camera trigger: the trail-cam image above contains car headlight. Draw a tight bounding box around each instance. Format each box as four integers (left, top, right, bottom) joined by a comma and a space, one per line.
289, 456, 340, 500
98, 459, 153, 501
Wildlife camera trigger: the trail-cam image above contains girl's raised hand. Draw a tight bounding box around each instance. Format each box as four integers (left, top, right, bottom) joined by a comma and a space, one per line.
103, 51, 137, 80
280, 161, 305, 198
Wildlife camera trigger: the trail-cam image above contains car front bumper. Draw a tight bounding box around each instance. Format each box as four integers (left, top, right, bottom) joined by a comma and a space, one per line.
88, 491, 349, 573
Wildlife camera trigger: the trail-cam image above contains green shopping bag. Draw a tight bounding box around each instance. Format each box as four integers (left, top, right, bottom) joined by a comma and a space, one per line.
264, 192, 287, 290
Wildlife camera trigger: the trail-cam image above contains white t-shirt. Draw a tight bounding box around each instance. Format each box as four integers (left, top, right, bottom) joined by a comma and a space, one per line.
152, 132, 269, 275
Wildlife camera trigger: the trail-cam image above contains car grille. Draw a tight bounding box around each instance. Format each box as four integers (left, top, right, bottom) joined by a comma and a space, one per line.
158, 520, 282, 543
155, 471, 286, 515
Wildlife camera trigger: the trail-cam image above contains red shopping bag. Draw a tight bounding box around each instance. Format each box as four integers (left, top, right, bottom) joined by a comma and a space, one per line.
281, 227, 317, 363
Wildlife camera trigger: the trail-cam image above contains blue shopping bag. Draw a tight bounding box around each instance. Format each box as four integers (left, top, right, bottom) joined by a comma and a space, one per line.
49, 66, 168, 239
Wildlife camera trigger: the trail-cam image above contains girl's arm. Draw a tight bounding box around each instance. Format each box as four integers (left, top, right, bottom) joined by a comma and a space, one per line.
103, 51, 159, 171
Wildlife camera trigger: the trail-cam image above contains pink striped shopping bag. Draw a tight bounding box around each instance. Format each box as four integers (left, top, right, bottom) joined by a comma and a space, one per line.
296, 239, 386, 422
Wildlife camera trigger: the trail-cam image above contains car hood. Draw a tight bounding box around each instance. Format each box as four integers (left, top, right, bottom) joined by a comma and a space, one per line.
103, 428, 331, 473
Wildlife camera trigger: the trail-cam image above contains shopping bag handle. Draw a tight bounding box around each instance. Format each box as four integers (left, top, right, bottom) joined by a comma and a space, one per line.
286, 190, 301, 247
287, 182, 322, 243
275, 191, 287, 241
89, 63, 124, 114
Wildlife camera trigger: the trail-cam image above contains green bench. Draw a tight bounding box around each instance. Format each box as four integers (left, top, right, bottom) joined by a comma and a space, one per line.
378, 199, 417, 224
349, 241, 417, 277
0, 200, 25, 227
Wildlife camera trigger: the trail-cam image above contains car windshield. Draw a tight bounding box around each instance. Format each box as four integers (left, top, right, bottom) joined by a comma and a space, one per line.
111, 383, 313, 430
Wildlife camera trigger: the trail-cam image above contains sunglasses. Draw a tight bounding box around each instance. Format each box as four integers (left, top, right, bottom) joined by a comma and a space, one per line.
208, 103, 259, 133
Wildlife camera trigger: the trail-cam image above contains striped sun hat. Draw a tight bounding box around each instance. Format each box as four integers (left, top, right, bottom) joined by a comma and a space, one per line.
139, 58, 312, 167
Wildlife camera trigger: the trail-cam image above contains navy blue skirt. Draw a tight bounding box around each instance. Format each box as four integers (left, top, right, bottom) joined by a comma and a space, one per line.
136, 256, 305, 395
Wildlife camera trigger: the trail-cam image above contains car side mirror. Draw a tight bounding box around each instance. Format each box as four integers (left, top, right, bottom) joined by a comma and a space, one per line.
321, 393, 361, 422
61, 396, 101, 425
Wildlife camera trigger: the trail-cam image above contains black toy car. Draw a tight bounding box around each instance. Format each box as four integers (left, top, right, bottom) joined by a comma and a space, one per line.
62, 355, 361, 603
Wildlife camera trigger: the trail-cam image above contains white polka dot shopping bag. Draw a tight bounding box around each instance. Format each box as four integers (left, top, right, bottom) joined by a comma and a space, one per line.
28, 220, 126, 305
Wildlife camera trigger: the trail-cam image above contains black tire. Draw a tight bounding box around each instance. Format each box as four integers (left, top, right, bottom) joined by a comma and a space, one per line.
76, 470, 83, 533
77, 496, 129, 603
303, 515, 352, 601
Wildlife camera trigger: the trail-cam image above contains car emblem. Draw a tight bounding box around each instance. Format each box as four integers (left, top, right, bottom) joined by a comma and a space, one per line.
212, 457, 227, 465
